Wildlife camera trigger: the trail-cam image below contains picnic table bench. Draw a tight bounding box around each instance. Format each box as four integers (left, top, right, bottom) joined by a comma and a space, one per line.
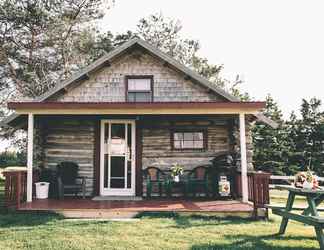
269, 185, 324, 249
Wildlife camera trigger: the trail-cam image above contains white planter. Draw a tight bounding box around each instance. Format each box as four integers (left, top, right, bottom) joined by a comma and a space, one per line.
35, 182, 50, 199
174, 175, 180, 182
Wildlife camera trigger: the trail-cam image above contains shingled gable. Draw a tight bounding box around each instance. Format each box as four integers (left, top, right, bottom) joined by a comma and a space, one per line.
1, 37, 277, 128
37, 37, 238, 102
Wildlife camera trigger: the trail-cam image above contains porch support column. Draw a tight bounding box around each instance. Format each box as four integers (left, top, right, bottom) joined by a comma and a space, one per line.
239, 113, 248, 203
26, 113, 34, 202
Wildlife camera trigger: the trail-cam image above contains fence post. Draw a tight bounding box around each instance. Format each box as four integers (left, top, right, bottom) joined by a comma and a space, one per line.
251, 171, 271, 219
16, 172, 22, 209
3, 169, 28, 210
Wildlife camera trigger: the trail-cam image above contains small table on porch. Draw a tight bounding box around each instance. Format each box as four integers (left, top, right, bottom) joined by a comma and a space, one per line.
271, 185, 324, 249
165, 178, 188, 198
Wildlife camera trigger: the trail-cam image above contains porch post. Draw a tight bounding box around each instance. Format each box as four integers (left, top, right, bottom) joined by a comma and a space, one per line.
239, 113, 249, 203
26, 113, 34, 202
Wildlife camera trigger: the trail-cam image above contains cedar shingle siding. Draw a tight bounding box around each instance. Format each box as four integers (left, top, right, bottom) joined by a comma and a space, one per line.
56, 50, 226, 102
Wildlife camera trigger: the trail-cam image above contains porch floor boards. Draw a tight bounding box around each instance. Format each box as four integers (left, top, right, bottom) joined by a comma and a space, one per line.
18, 198, 253, 213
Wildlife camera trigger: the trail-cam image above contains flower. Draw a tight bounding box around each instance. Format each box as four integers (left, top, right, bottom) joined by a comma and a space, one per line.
294, 170, 319, 189
171, 163, 184, 177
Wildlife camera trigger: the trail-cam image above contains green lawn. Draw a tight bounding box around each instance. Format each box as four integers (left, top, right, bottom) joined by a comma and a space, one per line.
0, 212, 320, 250
0, 181, 321, 250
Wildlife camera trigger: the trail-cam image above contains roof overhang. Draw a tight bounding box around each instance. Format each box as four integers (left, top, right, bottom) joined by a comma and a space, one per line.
8, 101, 265, 115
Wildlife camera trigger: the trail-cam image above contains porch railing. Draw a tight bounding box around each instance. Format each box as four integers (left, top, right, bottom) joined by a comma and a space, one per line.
3, 170, 27, 209
235, 171, 271, 218
3, 169, 39, 209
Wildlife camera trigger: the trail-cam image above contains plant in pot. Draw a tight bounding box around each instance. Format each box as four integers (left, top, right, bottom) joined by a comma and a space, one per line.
171, 164, 184, 182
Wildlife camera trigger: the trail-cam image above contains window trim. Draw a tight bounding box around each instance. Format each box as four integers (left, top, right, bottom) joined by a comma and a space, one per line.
170, 129, 208, 151
125, 75, 154, 102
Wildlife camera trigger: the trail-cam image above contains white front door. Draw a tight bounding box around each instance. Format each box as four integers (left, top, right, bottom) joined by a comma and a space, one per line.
100, 120, 136, 196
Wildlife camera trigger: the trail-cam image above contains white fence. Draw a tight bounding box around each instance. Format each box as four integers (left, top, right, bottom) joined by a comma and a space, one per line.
270, 175, 324, 189
270, 175, 324, 182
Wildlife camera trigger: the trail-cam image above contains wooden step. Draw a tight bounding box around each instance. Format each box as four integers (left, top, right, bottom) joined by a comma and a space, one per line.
17, 208, 254, 219
92, 196, 143, 201
55, 210, 140, 219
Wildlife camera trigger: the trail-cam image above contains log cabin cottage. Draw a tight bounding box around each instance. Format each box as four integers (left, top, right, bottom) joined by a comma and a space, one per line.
1, 38, 275, 217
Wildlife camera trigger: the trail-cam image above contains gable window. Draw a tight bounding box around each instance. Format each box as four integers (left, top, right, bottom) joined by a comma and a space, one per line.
126, 76, 153, 102
171, 130, 207, 150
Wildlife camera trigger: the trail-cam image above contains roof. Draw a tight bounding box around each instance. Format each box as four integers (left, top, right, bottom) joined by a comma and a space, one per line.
7, 101, 266, 116
37, 37, 239, 102
8, 101, 265, 110
1, 37, 277, 127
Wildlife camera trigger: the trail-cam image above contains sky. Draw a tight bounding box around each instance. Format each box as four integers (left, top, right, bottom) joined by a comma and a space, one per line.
100, 0, 324, 117
1, 0, 324, 151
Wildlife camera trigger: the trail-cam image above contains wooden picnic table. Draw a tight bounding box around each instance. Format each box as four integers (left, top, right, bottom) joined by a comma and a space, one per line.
271, 185, 324, 249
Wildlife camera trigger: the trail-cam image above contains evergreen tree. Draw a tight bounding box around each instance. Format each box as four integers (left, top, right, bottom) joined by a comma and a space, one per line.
287, 98, 324, 175
253, 95, 294, 174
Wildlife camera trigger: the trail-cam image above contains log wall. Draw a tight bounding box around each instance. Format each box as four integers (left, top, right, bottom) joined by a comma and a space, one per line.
42, 118, 95, 196
141, 117, 232, 170
37, 115, 253, 197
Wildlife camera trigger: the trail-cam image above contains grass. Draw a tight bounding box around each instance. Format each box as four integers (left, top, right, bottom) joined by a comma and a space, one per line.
0, 212, 320, 250
270, 189, 306, 205
0, 181, 321, 250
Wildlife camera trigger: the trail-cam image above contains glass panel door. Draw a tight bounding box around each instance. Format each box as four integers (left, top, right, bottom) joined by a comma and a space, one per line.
101, 120, 136, 196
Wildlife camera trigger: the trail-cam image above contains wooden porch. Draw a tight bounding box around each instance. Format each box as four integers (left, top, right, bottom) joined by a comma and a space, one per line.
3, 169, 270, 219
17, 198, 254, 218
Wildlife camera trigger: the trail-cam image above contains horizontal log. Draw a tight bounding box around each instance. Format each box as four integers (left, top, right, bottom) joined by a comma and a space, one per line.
46, 162, 93, 167
45, 148, 93, 154
46, 134, 94, 139
46, 157, 93, 164
46, 144, 94, 150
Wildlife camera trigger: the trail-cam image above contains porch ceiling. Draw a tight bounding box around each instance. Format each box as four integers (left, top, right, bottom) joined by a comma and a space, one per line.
8, 101, 265, 115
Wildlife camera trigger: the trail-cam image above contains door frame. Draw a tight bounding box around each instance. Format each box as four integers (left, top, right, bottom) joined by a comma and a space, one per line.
99, 119, 136, 196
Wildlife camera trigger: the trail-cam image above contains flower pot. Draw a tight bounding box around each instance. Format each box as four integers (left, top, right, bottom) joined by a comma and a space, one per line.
174, 175, 180, 182
302, 181, 313, 189
35, 182, 50, 199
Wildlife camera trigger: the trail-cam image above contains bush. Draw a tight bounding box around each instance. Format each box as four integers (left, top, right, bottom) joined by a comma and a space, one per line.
0, 151, 26, 168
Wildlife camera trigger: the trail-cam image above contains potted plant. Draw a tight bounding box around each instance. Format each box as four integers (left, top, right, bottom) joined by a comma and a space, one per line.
171, 163, 184, 182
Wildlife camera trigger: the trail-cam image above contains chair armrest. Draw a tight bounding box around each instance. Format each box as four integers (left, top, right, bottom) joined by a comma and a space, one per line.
76, 176, 87, 199
57, 176, 63, 186
57, 176, 64, 199
75, 176, 85, 182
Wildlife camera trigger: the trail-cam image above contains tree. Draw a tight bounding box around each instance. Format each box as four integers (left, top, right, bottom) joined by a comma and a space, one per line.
101, 13, 245, 95
252, 95, 294, 175
0, 0, 113, 162
0, 0, 112, 110
287, 98, 324, 175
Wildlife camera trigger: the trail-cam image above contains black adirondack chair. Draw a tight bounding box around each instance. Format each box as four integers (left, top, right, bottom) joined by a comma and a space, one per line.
186, 165, 210, 197
143, 167, 167, 197
56, 162, 86, 199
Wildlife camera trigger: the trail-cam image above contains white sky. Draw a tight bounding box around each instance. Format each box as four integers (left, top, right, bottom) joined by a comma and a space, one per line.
1, 0, 324, 151
101, 0, 324, 117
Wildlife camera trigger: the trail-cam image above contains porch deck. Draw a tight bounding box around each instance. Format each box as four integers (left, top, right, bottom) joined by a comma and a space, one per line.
17, 198, 254, 218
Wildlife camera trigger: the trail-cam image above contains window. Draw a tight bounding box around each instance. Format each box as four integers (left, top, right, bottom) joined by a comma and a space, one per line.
126, 76, 153, 102
172, 131, 206, 150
